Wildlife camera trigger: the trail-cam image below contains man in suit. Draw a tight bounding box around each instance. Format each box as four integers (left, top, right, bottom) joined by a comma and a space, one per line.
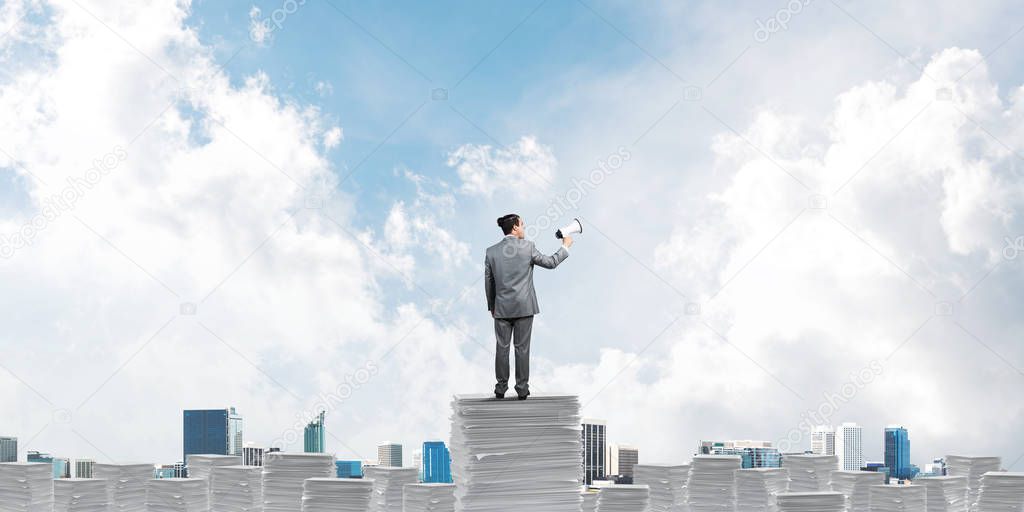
485, 213, 573, 400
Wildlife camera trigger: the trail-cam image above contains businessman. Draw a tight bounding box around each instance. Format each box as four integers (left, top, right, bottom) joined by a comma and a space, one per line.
485, 213, 572, 400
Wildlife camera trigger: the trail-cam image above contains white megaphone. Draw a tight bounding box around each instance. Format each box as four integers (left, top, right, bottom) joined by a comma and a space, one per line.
555, 218, 582, 239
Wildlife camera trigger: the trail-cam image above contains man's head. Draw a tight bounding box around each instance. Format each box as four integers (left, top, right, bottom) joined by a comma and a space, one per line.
497, 213, 524, 239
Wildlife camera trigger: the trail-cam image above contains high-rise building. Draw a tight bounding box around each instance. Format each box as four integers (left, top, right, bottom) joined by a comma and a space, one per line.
74, 459, 94, 478
304, 411, 326, 453
884, 425, 914, 480
582, 419, 606, 485
697, 440, 780, 468
242, 444, 266, 466
413, 450, 423, 480
421, 441, 452, 483
377, 442, 402, 467
862, 462, 890, 484
0, 437, 17, 462
606, 444, 639, 480
183, 407, 243, 471
27, 451, 69, 478
811, 426, 835, 455
835, 423, 863, 471
336, 460, 362, 478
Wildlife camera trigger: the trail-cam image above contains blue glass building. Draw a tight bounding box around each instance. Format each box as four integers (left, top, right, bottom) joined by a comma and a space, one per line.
421, 441, 452, 483
183, 407, 243, 474
336, 460, 363, 478
304, 411, 325, 453
884, 426, 913, 480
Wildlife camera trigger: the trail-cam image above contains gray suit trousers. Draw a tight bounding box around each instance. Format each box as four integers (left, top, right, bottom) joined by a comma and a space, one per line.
494, 315, 533, 396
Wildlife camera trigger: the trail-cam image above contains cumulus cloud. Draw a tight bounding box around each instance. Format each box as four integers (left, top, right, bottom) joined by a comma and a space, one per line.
447, 135, 556, 200
0, 0, 478, 464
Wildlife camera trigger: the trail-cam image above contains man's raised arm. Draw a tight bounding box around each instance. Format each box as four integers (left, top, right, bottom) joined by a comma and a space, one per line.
531, 236, 573, 269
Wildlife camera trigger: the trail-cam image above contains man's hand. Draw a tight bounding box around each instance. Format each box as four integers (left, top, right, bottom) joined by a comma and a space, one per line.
562, 235, 574, 249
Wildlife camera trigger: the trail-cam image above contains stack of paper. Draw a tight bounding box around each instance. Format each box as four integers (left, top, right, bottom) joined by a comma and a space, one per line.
581, 489, 599, 512
596, 484, 650, 512
301, 477, 373, 512
634, 464, 690, 512
403, 483, 456, 512
945, 456, 1001, 509
869, 485, 926, 512
736, 468, 789, 512
0, 462, 54, 512
210, 465, 263, 512
686, 455, 741, 512
829, 470, 884, 512
776, 491, 845, 512
783, 455, 838, 492
449, 394, 583, 512
262, 453, 335, 512
364, 466, 418, 512
976, 472, 1024, 512
54, 478, 108, 512
186, 455, 243, 482
146, 478, 208, 512
93, 463, 152, 512
916, 476, 968, 512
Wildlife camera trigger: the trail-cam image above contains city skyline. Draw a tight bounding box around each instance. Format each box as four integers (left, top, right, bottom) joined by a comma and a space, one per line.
2, 0, 1023, 471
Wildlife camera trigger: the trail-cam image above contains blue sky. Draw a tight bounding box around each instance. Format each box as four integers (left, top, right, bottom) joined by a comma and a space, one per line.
2, 0, 1024, 469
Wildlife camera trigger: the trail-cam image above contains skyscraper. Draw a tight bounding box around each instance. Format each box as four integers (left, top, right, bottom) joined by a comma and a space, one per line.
336, 460, 362, 478
377, 442, 402, 467
183, 407, 243, 472
811, 426, 835, 455
242, 443, 266, 466
884, 425, 913, 480
606, 444, 639, 480
697, 440, 779, 468
421, 441, 452, 483
74, 459, 94, 478
304, 411, 326, 453
835, 423, 863, 471
582, 419, 606, 484
0, 437, 16, 462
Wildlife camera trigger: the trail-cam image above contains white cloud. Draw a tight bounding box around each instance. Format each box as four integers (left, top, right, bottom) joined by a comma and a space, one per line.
248, 6, 269, 45
447, 135, 556, 200
323, 126, 343, 149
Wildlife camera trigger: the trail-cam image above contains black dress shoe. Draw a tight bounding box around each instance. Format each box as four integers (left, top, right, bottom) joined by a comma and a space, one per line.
495, 392, 504, 399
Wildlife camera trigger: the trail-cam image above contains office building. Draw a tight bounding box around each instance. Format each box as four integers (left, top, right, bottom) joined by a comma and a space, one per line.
336, 460, 362, 478
422, 441, 452, 483
413, 449, 423, 480
0, 436, 17, 462
242, 444, 265, 466
304, 411, 326, 453
862, 462, 891, 484
835, 423, 863, 471
377, 442, 402, 467
154, 466, 176, 479
27, 451, 68, 478
183, 407, 243, 471
74, 459, 95, 478
884, 426, 915, 480
606, 444, 639, 480
811, 426, 835, 455
582, 419, 606, 484
697, 440, 780, 468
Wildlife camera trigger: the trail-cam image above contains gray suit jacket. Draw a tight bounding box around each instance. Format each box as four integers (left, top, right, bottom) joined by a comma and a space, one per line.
485, 236, 569, 319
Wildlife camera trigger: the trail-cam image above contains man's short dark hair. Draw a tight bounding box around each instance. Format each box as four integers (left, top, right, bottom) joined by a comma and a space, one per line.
497, 214, 520, 235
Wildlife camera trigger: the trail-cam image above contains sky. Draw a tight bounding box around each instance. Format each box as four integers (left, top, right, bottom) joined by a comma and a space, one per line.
1, 0, 1023, 471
